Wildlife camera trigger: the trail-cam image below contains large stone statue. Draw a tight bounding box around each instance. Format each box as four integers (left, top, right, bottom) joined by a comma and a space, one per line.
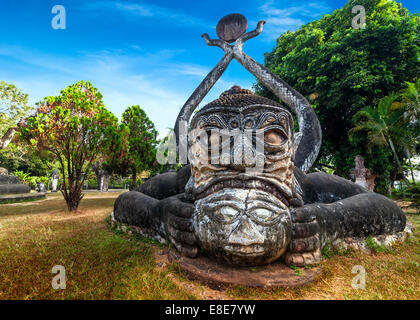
113, 15, 406, 276
0, 167, 45, 203
0, 168, 30, 195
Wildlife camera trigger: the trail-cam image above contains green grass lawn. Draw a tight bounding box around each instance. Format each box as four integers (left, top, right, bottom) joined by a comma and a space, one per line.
0, 192, 418, 300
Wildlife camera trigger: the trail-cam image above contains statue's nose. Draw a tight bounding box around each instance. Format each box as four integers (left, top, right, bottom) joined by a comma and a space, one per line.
228, 218, 265, 246
228, 144, 263, 171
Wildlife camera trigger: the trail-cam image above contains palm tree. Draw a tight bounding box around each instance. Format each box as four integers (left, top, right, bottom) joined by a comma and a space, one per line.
401, 79, 420, 182
349, 94, 411, 186
401, 78, 420, 122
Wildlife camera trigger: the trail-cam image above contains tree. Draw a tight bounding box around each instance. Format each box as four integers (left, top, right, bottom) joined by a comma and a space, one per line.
400, 79, 420, 182
20, 81, 118, 211
0, 82, 46, 176
121, 105, 158, 188
349, 94, 412, 186
0, 81, 32, 136
401, 78, 420, 122
255, 0, 419, 186
97, 123, 129, 191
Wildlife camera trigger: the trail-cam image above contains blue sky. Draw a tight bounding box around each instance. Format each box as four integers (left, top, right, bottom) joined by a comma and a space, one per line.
0, 0, 418, 137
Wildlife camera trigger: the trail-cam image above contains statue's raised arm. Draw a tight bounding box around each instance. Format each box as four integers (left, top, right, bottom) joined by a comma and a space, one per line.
231, 21, 322, 172
174, 14, 321, 172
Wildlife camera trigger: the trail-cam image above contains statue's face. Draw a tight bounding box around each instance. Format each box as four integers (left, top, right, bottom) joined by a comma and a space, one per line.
189, 105, 295, 266
355, 156, 364, 168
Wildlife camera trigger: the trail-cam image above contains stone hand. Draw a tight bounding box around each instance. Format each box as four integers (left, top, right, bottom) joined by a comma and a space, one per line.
233, 20, 266, 54
201, 20, 266, 55
201, 33, 233, 53
284, 206, 322, 267
162, 193, 198, 258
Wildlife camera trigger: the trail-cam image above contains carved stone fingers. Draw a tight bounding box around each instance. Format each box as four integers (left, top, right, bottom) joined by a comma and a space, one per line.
162, 194, 198, 258
284, 249, 322, 267
284, 207, 322, 266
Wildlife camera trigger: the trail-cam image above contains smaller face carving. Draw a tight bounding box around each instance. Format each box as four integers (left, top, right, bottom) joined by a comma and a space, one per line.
355, 155, 364, 168
193, 189, 291, 266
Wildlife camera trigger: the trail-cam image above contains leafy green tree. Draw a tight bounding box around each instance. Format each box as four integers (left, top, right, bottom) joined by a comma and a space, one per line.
0, 81, 32, 136
349, 94, 411, 186
0, 143, 50, 176
256, 0, 419, 186
20, 81, 118, 211
121, 105, 158, 188
100, 122, 129, 186
0, 81, 44, 175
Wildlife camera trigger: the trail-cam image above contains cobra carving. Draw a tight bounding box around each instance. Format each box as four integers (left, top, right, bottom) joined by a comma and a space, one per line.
113, 14, 406, 269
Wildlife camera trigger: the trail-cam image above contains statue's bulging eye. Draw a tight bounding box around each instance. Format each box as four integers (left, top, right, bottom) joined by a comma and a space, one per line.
252, 208, 277, 222
264, 129, 286, 145
254, 208, 273, 218
215, 206, 239, 222
220, 206, 238, 217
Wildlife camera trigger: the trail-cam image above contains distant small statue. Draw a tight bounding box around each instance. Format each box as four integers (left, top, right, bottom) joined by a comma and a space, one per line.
350, 155, 375, 191
49, 169, 60, 192
91, 161, 109, 192
35, 182, 46, 193
98, 169, 110, 192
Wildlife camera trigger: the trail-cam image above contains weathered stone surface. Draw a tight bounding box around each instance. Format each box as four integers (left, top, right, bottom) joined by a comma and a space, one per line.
0, 173, 32, 197
0, 183, 30, 195
110, 211, 166, 244
168, 249, 322, 289
188, 88, 296, 266
0, 167, 8, 175
0, 174, 20, 184
330, 223, 414, 254
216, 13, 247, 43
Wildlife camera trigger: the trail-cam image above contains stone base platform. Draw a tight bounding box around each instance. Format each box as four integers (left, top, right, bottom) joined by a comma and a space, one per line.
0, 192, 46, 203
168, 249, 322, 289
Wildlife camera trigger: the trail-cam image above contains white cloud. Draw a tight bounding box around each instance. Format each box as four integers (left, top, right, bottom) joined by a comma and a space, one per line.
80, 1, 211, 29
256, 0, 330, 40
0, 46, 196, 135
0, 44, 251, 137
114, 2, 153, 16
